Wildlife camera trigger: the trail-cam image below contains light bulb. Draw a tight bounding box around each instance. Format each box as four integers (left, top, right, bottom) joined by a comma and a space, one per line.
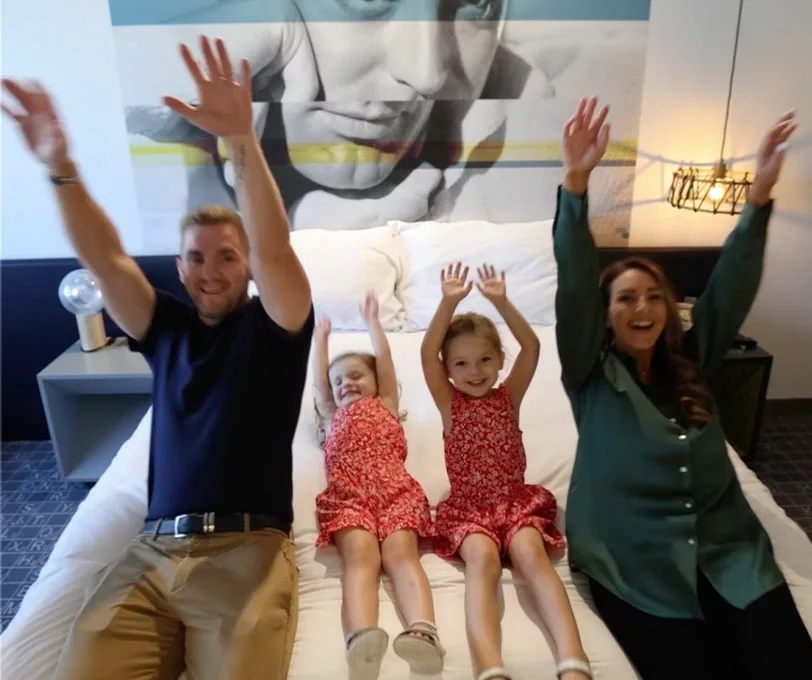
58, 268, 105, 316
709, 183, 725, 201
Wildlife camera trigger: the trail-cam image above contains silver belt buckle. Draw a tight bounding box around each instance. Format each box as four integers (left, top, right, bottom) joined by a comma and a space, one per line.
174, 514, 190, 538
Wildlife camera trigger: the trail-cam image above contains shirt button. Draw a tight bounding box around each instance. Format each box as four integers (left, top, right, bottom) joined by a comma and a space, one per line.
680, 466, 688, 473
685, 501, 694, 509
688, 538, 696, 546
678, 434, 687, 440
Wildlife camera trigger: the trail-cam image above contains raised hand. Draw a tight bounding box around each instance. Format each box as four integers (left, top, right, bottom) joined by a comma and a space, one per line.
314, 317, 332, 341
1, 80, 70, 171
562, 96, 611, 192
750, 110, 798, 205
164, 36, 253, 139
476, 264, 507, 305
359, 292, 380, 326
441, 262, 473, 304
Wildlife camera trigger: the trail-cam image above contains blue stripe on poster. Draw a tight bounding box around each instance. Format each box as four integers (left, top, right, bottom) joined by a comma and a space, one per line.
507, 0, 650, 21
109, 1, 650, 27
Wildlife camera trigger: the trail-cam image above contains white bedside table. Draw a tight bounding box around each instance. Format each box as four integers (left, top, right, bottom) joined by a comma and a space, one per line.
36, 338, 152, 482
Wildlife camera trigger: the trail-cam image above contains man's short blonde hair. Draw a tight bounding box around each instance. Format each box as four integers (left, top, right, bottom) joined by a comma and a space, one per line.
179, 205, 249, 253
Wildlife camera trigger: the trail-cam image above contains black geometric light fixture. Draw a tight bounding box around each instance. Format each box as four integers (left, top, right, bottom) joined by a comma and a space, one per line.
669, 0, 752, 215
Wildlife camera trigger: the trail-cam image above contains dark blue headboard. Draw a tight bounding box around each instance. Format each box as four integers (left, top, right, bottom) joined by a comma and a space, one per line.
1, 246, 721, 441
1, 256, 189, 441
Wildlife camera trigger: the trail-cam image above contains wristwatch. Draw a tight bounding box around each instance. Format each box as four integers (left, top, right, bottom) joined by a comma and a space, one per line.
49, 174, 78, 186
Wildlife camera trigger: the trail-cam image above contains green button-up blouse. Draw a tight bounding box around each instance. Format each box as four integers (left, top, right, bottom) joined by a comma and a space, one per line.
553, 185, 785, 619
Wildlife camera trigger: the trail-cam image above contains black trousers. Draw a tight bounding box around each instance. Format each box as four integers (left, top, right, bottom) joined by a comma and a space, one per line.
589, 573, 812, 679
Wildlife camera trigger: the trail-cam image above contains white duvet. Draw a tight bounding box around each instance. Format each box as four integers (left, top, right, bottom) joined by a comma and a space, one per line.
3, 327, 812, 679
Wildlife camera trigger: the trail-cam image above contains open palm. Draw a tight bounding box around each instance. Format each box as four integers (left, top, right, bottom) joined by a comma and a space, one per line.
1, 79, 69, 169
476, 264, 506, 303
165, 36, 253, 139
754, 110, 797, 190
314, 317, 331, 340
441, 262, 473, 303
360, 293, 380, 325
563, 96, 611, 176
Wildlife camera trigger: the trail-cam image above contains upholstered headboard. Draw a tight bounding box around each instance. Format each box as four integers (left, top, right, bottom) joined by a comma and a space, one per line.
597, 247, 721, 300
1, 246, 721, 441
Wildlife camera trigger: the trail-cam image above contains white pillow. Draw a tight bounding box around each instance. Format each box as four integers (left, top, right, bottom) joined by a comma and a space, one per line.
248, 226, 403, 330
390, 219, 557, 330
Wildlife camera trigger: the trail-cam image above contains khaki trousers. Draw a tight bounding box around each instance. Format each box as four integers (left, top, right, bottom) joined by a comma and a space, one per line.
53, 528, 298, 680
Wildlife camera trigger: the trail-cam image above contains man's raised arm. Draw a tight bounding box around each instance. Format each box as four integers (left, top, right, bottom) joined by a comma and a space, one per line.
164, 36, 312, 333
2, 80, 156, 341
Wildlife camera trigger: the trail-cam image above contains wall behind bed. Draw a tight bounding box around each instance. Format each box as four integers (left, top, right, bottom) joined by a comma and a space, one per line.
2, 0, 652, 257
1, 0, 653, 440
629, 0, 812, 400
2, 0, 811, 442
0, 248, 720, 442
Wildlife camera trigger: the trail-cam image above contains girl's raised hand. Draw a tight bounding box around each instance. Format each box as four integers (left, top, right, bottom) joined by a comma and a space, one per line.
441, 262, 473, 304
314, 316, 331, 340
360, 292, 379, 325
476, 264, 507, 305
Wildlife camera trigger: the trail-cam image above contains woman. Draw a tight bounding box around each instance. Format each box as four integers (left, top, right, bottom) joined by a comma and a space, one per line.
553, 96, 812, 679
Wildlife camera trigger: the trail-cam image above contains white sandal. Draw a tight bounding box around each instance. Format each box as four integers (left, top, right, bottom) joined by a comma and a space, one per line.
346, 627, 389, 680
556, 658, 593, 678
392, 619, 445, 674
476, 668, 512, 680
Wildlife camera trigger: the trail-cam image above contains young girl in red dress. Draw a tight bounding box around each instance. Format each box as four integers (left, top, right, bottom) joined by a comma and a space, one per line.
313, 293, 443, 680
421, 263, 591, 680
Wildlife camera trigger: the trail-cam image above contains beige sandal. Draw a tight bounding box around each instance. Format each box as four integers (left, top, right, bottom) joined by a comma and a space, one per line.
392, 619, 445, 674
346, 627, 389, 680
557, 658, 593, 678
476, 668, 512, 680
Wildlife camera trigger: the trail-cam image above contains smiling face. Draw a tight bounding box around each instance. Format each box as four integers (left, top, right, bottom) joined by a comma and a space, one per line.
443, 331, 504, 398
329, 354, 378, 407
284, 0, 506, 190
176, 220, 250, 325
606, 267, 670, 359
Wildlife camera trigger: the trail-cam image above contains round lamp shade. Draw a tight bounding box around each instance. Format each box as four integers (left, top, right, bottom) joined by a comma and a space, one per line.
58, 268, 104, 316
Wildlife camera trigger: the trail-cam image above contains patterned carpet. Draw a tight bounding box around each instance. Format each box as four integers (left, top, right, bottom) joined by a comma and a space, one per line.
1, 413, 811, 632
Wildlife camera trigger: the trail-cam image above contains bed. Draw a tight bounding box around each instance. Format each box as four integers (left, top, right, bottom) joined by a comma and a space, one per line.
3, 219, 811, 680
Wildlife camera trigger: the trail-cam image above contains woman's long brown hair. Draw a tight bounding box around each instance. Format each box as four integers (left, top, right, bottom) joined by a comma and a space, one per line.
599, 257, 712, 427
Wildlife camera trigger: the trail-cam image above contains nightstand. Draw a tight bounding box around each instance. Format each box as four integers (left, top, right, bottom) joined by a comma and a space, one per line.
37, 338, 153, 482
711, 343, 773, 461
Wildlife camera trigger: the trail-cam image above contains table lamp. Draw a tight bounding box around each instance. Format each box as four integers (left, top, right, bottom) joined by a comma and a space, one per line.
58, 268, 109, 352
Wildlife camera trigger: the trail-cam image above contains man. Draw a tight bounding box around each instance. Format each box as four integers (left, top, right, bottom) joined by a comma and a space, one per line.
2, 36, 313, 680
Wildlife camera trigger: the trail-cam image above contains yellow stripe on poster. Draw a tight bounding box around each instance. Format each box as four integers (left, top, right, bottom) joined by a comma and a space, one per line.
128, 140, 638, 166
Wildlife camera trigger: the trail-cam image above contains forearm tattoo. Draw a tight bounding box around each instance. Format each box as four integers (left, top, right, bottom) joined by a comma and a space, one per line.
234, 143, 247, 186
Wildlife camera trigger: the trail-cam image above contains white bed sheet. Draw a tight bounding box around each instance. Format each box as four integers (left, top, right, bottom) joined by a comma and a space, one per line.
3, 327, 811, 680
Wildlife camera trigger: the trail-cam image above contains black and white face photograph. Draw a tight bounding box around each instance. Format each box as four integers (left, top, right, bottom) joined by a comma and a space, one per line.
111, 0, 650, 249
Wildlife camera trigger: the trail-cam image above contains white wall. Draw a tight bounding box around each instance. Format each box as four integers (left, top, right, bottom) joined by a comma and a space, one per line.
630, 0, 812, 398
0, 0, 143, 259
3, 0, 811, 397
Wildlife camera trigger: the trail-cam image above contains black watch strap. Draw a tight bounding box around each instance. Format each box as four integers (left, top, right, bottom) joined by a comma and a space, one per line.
49, 174, 78, 186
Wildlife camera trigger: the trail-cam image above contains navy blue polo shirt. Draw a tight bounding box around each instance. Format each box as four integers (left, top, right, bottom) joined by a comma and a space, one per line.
128, 290, 314, 523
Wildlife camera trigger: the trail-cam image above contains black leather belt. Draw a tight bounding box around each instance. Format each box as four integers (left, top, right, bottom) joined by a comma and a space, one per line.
141, 513, 291, 538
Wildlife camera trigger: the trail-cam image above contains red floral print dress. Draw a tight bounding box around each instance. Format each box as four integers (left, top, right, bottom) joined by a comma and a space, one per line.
316, 396, 435, 547
434, 385, 565, 558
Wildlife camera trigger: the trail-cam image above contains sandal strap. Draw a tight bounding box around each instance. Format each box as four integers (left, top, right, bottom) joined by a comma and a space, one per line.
345, 626, 387, 650
477, 668, 512, 680
557, 658, 593, 678
405, 619, 437, 634
397, 619, 445, 654
402, 619, 439, 640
